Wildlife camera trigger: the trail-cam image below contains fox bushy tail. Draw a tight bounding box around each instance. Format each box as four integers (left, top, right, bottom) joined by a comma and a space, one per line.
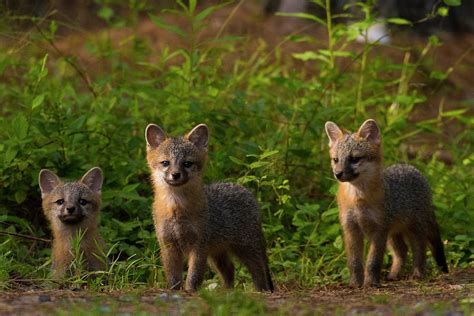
428, 223, 449, 273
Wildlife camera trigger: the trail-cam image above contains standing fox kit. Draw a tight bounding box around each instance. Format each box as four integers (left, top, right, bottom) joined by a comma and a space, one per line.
145, 123, 273, 292
39, 167, 106, 278
325, 119, 448, 287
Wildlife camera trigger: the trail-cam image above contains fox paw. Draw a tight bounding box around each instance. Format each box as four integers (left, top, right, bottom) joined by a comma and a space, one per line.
363, 279, 381, 288
386, 273, 401, 281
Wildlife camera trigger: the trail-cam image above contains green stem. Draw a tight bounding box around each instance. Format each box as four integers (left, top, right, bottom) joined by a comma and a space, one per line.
355, 45, 368, 115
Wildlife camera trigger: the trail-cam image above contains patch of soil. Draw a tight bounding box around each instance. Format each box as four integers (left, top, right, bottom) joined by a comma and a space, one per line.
0, 268, 472, 315
269, 268, 474, 314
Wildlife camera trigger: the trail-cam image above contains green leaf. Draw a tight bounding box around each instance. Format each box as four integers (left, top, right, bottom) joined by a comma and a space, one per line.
11, 115, 29, 140
229, 156, 246, 166
98, 6, 114, 21
194, 6, 215, 25
429, 70, 448, 80
260, 150, 279, 159
15, 191, 26, 204
249, 161, 270, 169
49, 20, 57, 36
122, 183, 140, 192
444, 0, 461, 6
333, 235, 343, 250
276, 12, 326, 26
429, 35, 441, 46
149, 14, 187, 37
437, 6, 449, 17
387, 18, 412, 25
32, 94, 45, 109
188, 0, 197, 14
441, 109, 467, 117
292, 51, 319, 61
4, 146, 18, 165
193, 2, 231, 27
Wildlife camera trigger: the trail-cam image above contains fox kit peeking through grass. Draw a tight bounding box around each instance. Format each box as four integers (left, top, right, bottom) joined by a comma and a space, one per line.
324, 119, 448, 287
145, 123, 274, 292
39, 167, 107, 279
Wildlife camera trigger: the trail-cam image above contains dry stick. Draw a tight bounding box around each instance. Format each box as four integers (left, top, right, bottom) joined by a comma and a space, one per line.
215, 0, 246, 40
0, 231, 51, 243
434, 44, 473, 92
34, 24, 97, 99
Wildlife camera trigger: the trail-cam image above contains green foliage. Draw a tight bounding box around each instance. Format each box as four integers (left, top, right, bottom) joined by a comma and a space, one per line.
0, 0, 472, 291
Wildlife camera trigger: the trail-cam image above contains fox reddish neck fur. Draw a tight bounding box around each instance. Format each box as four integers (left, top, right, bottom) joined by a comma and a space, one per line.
39, 167, 106, 278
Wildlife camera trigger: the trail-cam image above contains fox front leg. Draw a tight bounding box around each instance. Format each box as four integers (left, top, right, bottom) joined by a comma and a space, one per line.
185, 246, 208, 292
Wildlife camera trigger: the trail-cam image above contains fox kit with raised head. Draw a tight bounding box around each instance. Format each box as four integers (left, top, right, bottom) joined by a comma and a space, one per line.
324, 119, 448, 287
39, 167, 106, 279
145, 123, 273, 292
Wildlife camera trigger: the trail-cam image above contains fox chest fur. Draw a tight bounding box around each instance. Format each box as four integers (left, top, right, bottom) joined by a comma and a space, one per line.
152, 193, 208, 253
337, 182, 386, 234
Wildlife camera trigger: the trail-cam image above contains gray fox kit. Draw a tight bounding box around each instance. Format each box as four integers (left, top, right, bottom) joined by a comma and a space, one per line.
145, 123, 274, 292
324, 119, 448, 287
38, 167, 107, 279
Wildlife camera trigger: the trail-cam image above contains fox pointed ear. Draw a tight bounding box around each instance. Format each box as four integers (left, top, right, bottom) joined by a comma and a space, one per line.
39, 169, 61, 197
357, 119, 381, 144
145, 123, 166, 149
324, 121, 343, 147
186, 124, 208, 149
81, 167, 103, 193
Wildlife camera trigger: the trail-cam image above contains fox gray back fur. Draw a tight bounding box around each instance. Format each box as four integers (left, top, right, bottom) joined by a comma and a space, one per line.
145, 123, 273, 292
325, 119, 448, 287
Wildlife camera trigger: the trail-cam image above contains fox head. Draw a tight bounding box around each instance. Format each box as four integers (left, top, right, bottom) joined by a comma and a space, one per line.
145, 123, 208, 188
324, 119, 382, 183
39, 167, 103, 226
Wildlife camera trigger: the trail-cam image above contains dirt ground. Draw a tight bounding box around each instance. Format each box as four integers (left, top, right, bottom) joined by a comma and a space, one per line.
0, 268, 472, 315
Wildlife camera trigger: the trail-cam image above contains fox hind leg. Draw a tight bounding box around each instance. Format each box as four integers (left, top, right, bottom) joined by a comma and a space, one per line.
387, 233, 408, 281
209, 251, 235, 288
408, 233, 427, 279
232, 245, 273, 292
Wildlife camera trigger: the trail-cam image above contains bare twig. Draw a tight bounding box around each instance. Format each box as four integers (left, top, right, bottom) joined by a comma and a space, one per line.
0, 231, 51, 243
34, 24, 97, 98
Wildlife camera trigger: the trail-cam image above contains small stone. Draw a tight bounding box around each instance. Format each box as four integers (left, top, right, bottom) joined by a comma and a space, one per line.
38, 295, 51, 303
158, 293, 169, 301
171, 294, 181, 301
100, 304, 111, 312
118, 295, 134, 303
207, 283, 218, 290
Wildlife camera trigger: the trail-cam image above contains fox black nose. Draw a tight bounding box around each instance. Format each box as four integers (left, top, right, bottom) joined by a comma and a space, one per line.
172, 172, 181, 180
335, 172, 343, 180
66, 206, 76, 214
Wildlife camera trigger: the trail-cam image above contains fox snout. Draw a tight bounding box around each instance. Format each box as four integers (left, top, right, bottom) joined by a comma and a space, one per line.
164, 168, 189, 186
334, 170, 359, 182
58, 205, 85, 224
333, 166, 359, 182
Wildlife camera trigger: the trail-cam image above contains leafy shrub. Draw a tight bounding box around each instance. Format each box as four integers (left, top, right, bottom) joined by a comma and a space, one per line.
0, 0, 472, 289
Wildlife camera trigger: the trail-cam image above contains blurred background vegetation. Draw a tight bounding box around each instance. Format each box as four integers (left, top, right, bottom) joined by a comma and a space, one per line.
0, 0, 472, 290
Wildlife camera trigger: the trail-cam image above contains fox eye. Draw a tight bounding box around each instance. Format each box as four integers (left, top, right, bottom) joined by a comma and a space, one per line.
161, 160, 170, 167
350, 156, 362, 163
79, 199, 88, 206
55, 199, 64, 205
183, 161, 193, 168
332, 158, 339, 163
